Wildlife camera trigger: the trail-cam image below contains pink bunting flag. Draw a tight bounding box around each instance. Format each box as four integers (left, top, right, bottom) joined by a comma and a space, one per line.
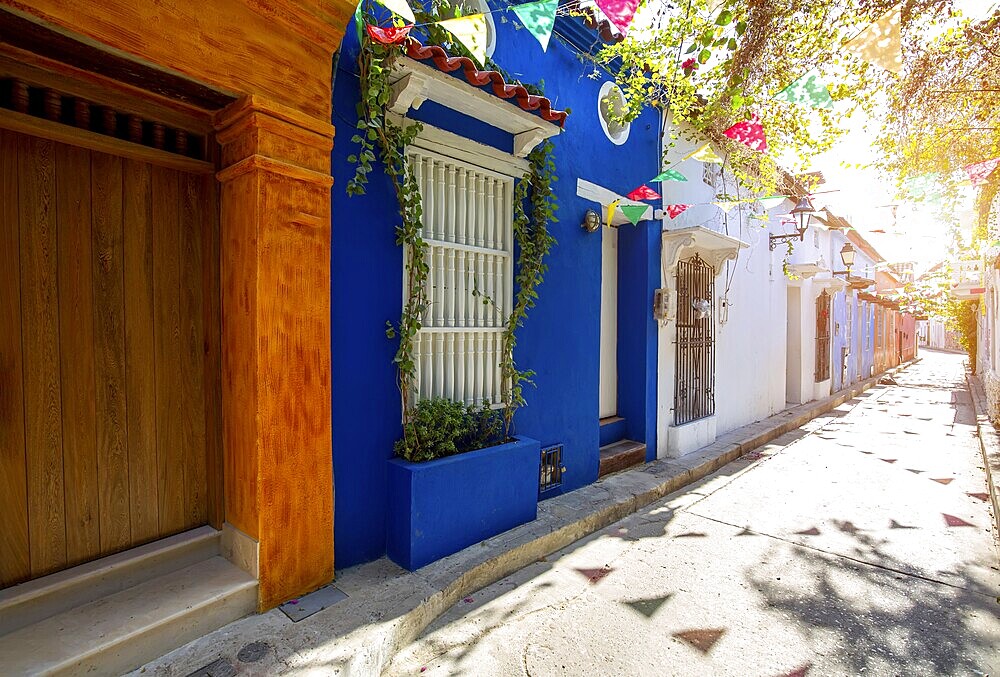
964, 157, 1000, 187
723, 115, 768, 151
594, 0, 641, 34
666, 204, 691, 219
366, 23, 413, 44
626, 185, 661, 201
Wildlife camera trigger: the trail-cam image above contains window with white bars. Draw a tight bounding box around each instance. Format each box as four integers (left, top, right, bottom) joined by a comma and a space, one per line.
407, 148, 514, 407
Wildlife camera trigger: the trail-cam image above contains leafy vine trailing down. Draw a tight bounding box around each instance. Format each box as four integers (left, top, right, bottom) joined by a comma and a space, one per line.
499, 142, 557, 440
346, 15, 557, 459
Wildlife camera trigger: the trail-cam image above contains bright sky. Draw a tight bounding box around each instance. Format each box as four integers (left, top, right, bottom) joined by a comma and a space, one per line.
800, 0, 998, 272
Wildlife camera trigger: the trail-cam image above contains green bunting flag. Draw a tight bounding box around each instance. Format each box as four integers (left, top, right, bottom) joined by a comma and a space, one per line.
651, 169, 687, 182
902, 173, 943, 204
758, 195, 788, 210
512, 0, 558, 52
355, 0, 365, 43
774, 70, 834, 110
620, 204, 648, 225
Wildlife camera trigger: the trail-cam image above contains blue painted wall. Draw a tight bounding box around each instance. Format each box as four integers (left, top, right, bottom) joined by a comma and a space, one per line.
331, 5, 661, 567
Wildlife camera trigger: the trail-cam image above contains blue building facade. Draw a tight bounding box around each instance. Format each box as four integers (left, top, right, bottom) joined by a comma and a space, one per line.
330, 6, 662, 567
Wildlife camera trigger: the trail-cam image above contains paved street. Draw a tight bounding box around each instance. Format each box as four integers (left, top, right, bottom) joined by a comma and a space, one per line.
389, 351, 1000, 677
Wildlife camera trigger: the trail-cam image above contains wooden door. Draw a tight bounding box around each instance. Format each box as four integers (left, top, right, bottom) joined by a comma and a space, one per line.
0, 129, 221, 588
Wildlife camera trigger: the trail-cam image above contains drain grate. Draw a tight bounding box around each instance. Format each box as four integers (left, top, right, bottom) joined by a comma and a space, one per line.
539, 444, 564, 493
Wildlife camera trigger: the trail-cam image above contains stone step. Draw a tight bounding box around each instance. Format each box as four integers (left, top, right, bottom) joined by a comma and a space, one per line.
0, 526, 221, 636
0, 555, 256, 677
598, 439, 646, 478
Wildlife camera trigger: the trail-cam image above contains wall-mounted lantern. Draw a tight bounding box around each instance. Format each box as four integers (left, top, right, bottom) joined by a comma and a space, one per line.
581, 209, 601, 233
769, 195, 816, 251
833, 242, 856, 276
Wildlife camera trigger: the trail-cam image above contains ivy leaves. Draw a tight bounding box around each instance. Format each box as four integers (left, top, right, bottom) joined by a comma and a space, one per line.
347, 23, 557, 451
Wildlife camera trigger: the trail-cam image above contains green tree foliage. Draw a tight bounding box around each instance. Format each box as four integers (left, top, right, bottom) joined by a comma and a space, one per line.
873, 7, 1000, 221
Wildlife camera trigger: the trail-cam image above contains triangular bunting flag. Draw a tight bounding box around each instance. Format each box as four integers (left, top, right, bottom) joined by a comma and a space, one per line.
750, 213, 770, 220
651, 169, 687, 182
713, 200, 740, 212
366, 23, 413, 44
437, 14, 489, 65
684, 143, 723, 164
620, 204, 648, 225
774, 70, 835, 109
666, 204, 690, 219
845, 4, 902, 74
594, 0, 641, 34
758, 195, 787, 210
511, 0, 558, 51
627, 185, 661, 201
964, 157, 1000, 187
723, 115, 768, 151
374, 0, 415, 23
605, 199, 620, 226
354, 1, 365, 43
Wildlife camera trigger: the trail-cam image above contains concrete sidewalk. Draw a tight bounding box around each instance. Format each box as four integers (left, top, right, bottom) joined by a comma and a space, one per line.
389, 349, 998, 676
134, 362, 916, 677
965, 370, 1000, 537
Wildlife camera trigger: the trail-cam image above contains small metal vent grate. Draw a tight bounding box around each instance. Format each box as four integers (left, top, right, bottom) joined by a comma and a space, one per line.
539, 444, 564, 493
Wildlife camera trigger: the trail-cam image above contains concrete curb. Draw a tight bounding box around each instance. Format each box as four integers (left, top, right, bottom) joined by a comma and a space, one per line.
135, 361, 917, 677
963, 371, 1000, 539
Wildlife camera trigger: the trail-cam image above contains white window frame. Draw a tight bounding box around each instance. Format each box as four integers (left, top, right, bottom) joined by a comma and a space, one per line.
404, 123, 522, 407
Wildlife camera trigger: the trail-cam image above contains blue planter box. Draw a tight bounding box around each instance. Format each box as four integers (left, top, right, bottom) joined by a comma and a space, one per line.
386, 436, 541, 570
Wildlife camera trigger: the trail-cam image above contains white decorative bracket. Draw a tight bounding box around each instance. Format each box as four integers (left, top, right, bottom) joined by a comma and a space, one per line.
661, 226, 748, 279
388, 71, 431, 114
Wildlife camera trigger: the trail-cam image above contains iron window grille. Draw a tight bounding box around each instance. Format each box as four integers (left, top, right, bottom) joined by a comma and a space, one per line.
815, 290, 831, 382
674, 254, 715, 426
539, 444, 564, 493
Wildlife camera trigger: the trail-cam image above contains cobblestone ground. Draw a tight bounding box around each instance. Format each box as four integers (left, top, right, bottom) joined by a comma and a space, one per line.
389, 351, 1000, 677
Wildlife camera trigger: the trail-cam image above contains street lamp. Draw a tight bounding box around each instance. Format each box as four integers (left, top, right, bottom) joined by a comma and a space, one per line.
769, 195, 816, 250
833, 242, 856, 276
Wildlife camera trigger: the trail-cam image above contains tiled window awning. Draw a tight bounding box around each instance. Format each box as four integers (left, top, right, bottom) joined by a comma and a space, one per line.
387, 40, 566, 157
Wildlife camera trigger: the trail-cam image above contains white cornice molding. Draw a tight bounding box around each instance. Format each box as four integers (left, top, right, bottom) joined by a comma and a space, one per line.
661, 226, 748, 277
388, 57, 562, 158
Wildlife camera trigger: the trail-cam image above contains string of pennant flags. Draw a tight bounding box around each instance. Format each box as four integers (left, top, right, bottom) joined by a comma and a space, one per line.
359, 0, 976, 227
358, 0, 565, 64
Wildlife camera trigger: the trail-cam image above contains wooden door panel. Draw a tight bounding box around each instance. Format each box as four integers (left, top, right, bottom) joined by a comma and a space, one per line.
18, 134, 68, 579
0, 130, 217, 588
55, 143, 101, 566
179, 173, 208, 529
0, 129, 30, 588
123, 159, 160, 544
92, 153, 132, 553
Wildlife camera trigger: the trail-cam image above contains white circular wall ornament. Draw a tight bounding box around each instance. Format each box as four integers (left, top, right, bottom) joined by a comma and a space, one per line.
447, 0, 496, 59
598, 82, 630, 145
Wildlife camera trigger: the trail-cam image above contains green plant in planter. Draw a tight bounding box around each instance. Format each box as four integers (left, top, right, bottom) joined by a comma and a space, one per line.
394, 398, 503, 462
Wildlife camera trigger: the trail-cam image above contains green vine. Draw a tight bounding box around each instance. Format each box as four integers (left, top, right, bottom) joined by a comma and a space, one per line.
499, 142, 558, 439
347, 16, 557, 456
347, 33, 427, 443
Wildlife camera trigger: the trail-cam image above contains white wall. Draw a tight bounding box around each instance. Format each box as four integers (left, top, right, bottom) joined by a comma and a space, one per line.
656, 120, 788, 457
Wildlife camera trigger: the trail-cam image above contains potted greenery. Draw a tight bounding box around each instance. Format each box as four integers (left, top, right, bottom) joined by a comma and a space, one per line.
386, 399, 540, 570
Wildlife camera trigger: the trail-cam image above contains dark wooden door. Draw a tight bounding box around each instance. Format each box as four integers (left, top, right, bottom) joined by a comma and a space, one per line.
0, 129, 221, 588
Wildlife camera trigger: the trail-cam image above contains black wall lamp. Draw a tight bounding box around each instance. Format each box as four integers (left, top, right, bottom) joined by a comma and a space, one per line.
768, 196, 816, 250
